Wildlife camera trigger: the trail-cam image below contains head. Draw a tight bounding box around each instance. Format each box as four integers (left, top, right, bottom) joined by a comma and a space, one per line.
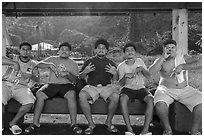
123, 42, 137, 59
94, 38, 109, 57
19, 42, 32, 59
163, 39, 177, 58
58, 42, 71, 58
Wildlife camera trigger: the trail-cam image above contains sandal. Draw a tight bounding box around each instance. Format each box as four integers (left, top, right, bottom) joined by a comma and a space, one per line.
162, 130, 173, 135
9, 125, 22, 135
84, 126, 95, 135
104, 124, 118, 133
71, 124, 83, 134
24, 124, 40, 134
125, 131, 135, 135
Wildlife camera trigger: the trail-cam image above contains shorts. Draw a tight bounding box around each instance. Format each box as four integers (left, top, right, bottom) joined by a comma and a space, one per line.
2, 81, 36, 105
120, 87, 152, 102
154, 85, 202, 112
40, 83, 75, 99
81, 84, 119, 104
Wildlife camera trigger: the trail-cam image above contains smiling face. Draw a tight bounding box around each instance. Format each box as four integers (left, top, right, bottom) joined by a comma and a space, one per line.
58, 46, 70, 58
124, 46, 136, 59
94, 44, 108, 57
164, 43, 177, 58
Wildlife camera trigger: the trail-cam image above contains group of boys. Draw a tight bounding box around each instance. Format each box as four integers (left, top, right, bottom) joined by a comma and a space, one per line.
2, 39, 202, 135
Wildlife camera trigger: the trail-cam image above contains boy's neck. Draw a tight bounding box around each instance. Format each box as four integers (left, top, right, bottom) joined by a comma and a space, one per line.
126, 57, 135, 65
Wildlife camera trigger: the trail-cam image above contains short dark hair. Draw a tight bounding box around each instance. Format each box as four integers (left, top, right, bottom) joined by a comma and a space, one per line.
59, 42, 71, 51
163, 39, 177, 48
94, 38, 109, 50
19, 42, 32, 50
123, 42, 136, 53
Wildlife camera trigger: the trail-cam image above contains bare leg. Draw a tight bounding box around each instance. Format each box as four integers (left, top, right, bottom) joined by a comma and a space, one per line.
140, 95, 154, 134
33, 92, 48, 126
155, 101, 172, 132
9, 103, 33, 127
120, 94, 133, 133
2, 104, 5, 130
105, 93, 119, 126
191, 103, 202, 134
79, 90, 95, 128
64, 90, 77, 126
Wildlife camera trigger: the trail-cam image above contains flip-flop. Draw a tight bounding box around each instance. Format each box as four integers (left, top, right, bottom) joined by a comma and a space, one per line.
125, 131, 135, 135
9, 125, 22, 135
84, 126, 95, 135
104, 124, 118, 133
71, 124, 83, 134
24, 124, 40, 134
139, 132, 152, 135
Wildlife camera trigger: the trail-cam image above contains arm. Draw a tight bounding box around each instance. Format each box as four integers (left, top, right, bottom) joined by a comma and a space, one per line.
63, 72, 78, 83
36, 57, 60, 76
79, 61, 95, 79
148, 57, 165, 74
174, 54, 202, 74
2, 56, 20, 71
141, 68, 150, 79
181, 54, 202, 70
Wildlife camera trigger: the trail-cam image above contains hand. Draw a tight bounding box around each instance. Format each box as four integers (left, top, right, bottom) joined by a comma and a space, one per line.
21, 72, 32, 79
59, 71, 70, 77
13, 61, 20, 71
105, 64, 117, 75
162, 51, 171, 59
173, 65, 183, 75
125, 73, 135, 79
135, 66, 144, 74
83, 63, 95, 74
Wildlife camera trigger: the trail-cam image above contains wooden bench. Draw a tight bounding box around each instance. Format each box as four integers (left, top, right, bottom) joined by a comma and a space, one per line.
4, 97, 193, 132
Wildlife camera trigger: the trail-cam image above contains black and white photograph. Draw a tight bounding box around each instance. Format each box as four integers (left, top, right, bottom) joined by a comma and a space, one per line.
1, 1, 202, 135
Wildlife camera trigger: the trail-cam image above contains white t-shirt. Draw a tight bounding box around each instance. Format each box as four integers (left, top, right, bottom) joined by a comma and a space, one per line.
4, 55, 38, 88
117, 58, 147, 90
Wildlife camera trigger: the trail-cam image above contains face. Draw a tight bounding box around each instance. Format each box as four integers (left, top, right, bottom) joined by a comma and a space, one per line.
58, 46, 70, 58
124, 46, 136, 59
20, 45, 31, 58
95, 44, 108, 57
164, 44, 177, 57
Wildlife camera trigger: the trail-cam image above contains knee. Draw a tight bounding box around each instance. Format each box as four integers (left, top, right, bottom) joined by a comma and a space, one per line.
20, 103, 33, 113
65, 90, 76, 100
120, 94, 128, 104
155, 101, 168, 110
36, 92, 47, 101
144, 96, 154, 105
79, 91, 88, 101
110, 93, 119, 102
194, 103, 202, 113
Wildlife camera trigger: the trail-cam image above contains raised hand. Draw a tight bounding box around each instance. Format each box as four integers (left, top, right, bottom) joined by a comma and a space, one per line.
172, 65, 183, 75
125, 73, 135, 79
105, 63, 117, 75
163, 51, 171, 59
83, 62, 95, 74
135, 66, 144, 74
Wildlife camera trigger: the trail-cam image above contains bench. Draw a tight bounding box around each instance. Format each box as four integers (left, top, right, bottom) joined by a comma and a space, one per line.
4, 96, 193, 132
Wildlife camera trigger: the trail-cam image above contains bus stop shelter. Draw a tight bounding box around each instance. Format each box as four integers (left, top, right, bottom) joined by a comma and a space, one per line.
2, 2, 202, 133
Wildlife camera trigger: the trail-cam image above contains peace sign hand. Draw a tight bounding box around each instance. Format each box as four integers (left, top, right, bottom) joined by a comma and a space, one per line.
83, 63, 95, 74
105, 63, 117, 75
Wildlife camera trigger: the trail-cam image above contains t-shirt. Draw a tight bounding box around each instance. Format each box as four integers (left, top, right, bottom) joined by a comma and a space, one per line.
42, 56, 79, 84
4, 55, 38, 88
81, 56, 116, 86
117, 58, 147, 90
